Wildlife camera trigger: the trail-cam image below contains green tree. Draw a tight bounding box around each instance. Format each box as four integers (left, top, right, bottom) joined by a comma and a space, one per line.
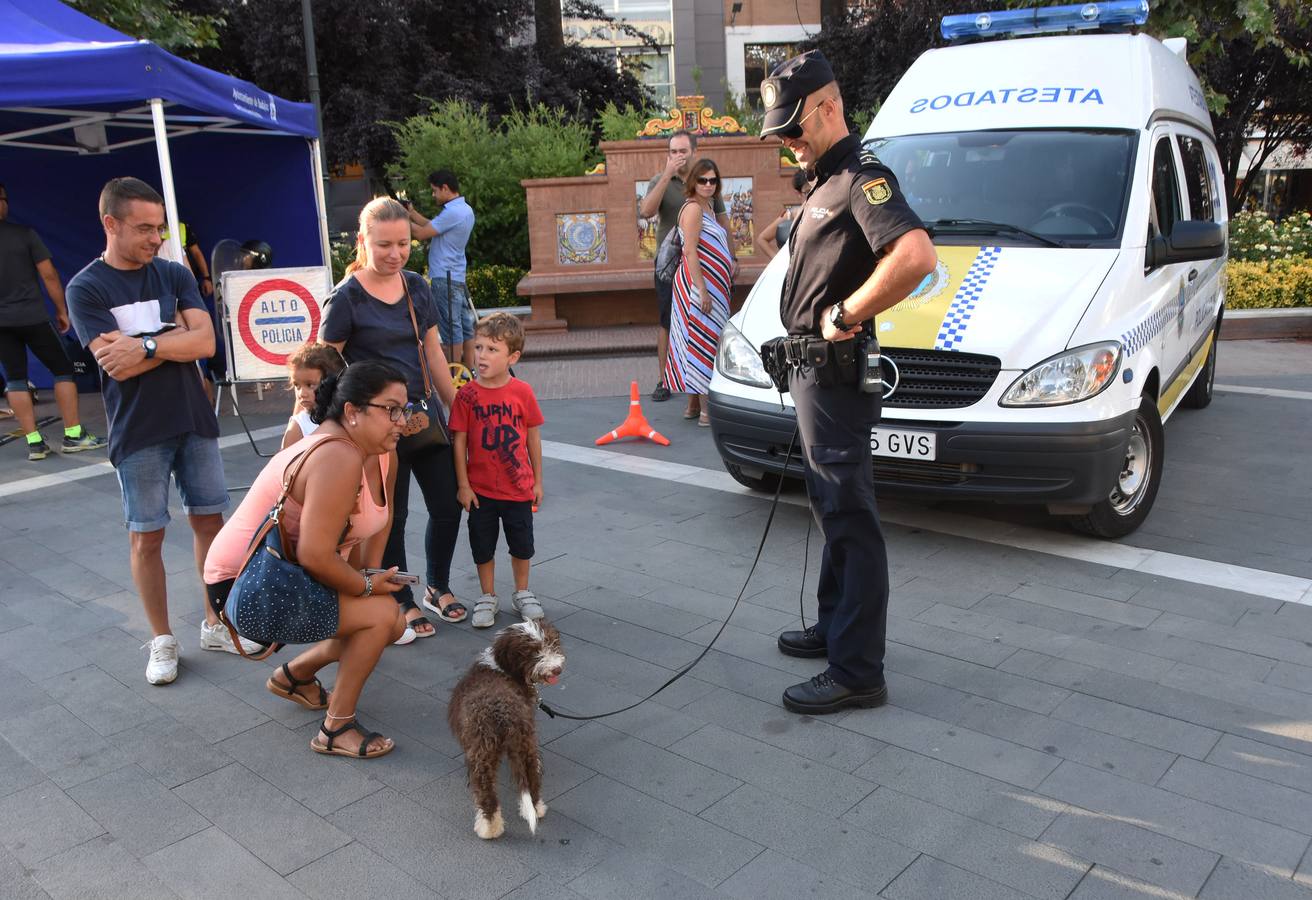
69, 0, 223, 53
190, 0, 648, 173
1152, 2, 1312, 211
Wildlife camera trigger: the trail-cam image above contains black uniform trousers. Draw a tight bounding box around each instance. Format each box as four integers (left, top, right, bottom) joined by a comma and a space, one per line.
789, 365, 889, 689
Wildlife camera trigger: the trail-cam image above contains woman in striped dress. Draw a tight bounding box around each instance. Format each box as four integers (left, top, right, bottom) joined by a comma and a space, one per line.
665, 158, 733, 427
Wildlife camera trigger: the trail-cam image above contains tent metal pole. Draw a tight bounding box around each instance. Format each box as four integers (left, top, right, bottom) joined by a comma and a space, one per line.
311, 139, 331, 271
150, 98, 185, 264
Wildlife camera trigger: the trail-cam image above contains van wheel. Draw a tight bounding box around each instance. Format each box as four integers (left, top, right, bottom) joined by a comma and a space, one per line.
1071, 397, 1163, 538
1181, 328, 1218, 410
725, 462, 780, 492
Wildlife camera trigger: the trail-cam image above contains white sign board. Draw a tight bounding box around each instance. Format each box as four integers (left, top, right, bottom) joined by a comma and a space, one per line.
221, 266, 332, 383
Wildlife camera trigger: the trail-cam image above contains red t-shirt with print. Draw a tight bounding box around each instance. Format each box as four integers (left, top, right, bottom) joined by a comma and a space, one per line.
449, 378, 545, 501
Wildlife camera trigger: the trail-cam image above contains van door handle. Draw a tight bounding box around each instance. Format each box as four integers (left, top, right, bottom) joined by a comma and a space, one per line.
1188, 269, 1198, 282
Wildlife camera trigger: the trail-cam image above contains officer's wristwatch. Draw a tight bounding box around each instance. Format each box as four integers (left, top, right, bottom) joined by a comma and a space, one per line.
141, 336, 157, 360
828, 303, 851, 332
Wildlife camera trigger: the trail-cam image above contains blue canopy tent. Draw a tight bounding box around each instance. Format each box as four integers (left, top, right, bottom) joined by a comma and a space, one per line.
0, 0, 329, 386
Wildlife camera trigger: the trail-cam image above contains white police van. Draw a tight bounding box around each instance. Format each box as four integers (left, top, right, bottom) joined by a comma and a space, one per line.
708, 0, 1227, 538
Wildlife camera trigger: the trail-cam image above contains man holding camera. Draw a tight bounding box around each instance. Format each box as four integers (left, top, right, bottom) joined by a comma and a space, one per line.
405, 170, 475, 369
761, 51, 937, 714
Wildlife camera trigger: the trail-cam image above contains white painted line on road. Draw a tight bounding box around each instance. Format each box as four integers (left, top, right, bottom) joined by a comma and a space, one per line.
541, 440, 1312, 606
8, 430, 1308, 606
0, 425, 285, 501
1216, 383, 1312, 401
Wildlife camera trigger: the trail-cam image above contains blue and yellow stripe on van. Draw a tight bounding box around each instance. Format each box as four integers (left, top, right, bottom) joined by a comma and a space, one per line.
876, 246, 1002, 350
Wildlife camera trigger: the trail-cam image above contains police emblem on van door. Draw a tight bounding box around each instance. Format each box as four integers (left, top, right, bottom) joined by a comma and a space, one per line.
894, 259, 949, 311
862, 178, 891, 205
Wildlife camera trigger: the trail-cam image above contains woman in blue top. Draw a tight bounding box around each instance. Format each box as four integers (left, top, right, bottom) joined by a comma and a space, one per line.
322, 198, 467, 637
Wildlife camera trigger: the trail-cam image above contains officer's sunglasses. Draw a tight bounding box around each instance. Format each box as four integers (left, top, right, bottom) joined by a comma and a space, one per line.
780, 98, 830, 141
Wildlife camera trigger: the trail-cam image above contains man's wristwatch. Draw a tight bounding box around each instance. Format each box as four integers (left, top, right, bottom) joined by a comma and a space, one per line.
828, 303, 851, 332
141, 336, 157, 360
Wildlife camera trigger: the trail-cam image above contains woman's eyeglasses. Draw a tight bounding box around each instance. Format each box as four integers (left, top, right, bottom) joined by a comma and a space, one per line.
696, 176, 719, 186
363, 402, 414, 423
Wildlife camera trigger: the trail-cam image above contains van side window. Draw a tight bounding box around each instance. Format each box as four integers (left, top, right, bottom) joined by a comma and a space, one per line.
1176, 135, 1215, 222
1150, 137, 1181, 238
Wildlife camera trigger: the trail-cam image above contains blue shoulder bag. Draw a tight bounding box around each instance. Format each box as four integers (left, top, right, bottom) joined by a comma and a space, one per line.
218, 436, 357, 659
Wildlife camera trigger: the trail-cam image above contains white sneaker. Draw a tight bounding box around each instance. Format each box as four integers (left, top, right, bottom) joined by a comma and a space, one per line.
511, 590, 544, 621
200, 621, 263, 656
144, 634, 179, 685
471, 594, 499, 628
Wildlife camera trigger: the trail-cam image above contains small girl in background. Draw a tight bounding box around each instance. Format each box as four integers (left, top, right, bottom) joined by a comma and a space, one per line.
281, 343, 347, 450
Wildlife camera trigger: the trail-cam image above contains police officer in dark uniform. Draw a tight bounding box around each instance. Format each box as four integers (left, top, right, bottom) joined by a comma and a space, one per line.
761, 51, 937, 714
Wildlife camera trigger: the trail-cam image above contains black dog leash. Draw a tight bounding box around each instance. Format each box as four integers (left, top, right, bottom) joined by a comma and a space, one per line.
539, 427, 800, 722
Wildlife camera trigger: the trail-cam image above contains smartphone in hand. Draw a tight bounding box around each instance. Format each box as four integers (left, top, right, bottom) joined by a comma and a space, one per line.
363, 568, 420, 586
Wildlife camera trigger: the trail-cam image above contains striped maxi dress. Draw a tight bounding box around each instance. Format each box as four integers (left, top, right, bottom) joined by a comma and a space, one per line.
664, 208, 732, 395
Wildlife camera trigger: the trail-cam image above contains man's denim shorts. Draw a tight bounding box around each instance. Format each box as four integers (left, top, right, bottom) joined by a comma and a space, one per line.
433, 279, 477, 344
116, 433, 229, 532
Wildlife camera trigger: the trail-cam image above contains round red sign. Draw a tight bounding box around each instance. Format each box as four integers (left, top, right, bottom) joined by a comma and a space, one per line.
235, 278, 322, 366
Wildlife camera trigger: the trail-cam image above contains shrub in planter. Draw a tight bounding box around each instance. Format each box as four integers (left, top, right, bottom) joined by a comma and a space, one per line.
1229, 210, 1312, 262
466, 265, 528, 309
1226, 257, 1312, 309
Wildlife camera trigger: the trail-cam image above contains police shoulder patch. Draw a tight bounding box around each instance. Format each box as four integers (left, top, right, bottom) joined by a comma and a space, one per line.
861, 178, 891, 205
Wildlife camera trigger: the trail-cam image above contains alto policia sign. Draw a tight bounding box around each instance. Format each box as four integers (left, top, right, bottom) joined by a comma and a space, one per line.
221, 266, 332, 382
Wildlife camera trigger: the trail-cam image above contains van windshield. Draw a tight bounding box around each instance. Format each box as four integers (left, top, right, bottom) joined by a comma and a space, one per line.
866, 130, 1137, 248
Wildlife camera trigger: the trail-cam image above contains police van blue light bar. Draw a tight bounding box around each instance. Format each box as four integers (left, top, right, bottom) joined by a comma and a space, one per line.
941, 0, 1149, 41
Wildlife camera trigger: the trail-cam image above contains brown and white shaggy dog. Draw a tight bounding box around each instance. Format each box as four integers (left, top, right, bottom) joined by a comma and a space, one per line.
447, 619, 565, 839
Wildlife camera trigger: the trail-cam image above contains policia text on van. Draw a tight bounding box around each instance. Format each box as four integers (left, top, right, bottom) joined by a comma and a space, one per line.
707, 0, 1227, 538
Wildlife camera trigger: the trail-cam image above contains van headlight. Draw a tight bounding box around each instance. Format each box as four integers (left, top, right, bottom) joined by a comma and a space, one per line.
1000, 342, 1122, 407
716, 321, 772, 388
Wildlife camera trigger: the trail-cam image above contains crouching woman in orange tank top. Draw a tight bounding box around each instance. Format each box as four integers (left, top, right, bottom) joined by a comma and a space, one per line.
204, 361, 411, 758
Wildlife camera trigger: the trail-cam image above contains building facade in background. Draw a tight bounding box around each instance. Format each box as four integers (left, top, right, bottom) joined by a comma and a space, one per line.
564, 0, 821, 114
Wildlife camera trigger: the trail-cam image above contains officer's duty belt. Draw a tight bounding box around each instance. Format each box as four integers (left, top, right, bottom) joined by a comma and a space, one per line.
760, 335, 860, 392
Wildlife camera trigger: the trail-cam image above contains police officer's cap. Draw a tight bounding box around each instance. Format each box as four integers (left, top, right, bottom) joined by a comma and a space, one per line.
759, 50, 836, 140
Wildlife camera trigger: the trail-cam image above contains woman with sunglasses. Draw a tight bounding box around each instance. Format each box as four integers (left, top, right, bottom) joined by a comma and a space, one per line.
203, 361, 411, 758
665, 158, 734, 426
321, 198, 466, 640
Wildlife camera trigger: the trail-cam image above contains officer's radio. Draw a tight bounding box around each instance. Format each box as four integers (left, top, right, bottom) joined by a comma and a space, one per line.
856, 335, 882, 395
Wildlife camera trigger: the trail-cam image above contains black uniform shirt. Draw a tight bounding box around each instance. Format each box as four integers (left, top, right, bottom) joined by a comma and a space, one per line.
781, 134, 925, 336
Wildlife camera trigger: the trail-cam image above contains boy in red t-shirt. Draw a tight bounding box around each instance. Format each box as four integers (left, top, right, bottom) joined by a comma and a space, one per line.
450, 312, 545, 628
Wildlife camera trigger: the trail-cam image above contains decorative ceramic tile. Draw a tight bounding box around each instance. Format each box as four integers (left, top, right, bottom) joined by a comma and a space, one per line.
723, 176, 754, 257
557, 212, 608, 266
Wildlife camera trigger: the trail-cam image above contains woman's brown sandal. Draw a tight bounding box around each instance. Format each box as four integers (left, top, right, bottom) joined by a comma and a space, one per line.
311, 716, 394, 759
266, 663, 329, 710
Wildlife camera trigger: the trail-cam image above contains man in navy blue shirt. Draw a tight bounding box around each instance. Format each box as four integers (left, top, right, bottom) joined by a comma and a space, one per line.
67, 177, 256, 686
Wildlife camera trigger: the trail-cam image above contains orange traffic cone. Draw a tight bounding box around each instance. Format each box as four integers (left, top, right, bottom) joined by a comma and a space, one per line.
596, 381, 670, 446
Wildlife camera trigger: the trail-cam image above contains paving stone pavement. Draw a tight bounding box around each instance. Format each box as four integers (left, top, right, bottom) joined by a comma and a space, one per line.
0, 340, 1310, 898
